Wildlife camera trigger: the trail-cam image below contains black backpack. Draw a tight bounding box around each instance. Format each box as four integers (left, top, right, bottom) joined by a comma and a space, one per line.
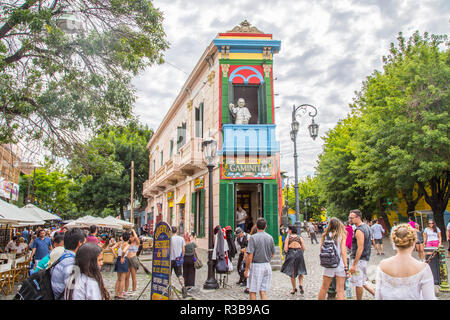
319, 234, 340, 268
13, 253, 71, 300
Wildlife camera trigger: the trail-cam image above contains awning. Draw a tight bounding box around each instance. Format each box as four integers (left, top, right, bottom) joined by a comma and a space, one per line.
21, 204, 62, 221
0, 198, 45, 225
177, 195, 186, 204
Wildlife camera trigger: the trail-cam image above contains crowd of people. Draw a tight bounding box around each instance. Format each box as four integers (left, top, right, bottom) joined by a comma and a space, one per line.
1, 210, 449, 301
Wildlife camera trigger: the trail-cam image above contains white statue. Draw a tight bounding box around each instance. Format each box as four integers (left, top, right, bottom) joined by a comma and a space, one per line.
229, 98, 251, 124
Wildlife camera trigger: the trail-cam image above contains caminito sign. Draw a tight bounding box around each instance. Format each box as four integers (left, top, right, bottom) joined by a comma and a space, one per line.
150, 222, 171, 300
221, 156, 276, 179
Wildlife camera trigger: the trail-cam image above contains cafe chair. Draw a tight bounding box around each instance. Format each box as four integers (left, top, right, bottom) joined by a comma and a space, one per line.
0, 262, 13, 295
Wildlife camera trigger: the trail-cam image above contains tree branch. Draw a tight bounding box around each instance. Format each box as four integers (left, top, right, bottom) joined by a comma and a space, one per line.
0, 0, 39, 39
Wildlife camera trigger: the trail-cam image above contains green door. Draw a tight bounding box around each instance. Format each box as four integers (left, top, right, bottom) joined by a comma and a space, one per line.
263, 182, 279, 245
219, 181, 235, 229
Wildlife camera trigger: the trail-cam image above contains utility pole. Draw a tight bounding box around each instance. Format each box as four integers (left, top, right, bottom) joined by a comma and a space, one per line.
130, 161, 134, 225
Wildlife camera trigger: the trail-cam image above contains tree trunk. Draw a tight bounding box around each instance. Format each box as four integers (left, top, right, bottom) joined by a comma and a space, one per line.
120, 205, 125, 221
403, 187, 423, 220
418, 174, 449, 242
378, 198, 392, 232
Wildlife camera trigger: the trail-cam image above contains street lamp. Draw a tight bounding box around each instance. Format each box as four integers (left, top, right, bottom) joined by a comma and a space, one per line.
291, 104, 319, 234
202, 136, 219, 290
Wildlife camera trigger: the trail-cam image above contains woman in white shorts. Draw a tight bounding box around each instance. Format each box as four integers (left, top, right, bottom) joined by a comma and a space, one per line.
318, 217, 349, 300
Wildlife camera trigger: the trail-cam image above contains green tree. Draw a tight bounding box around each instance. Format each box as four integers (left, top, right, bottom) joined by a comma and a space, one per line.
0, 0, 168, 156
350, 31, 449, 237
19, 164, 77, 219
287, 176, 324, 222
69, 121, 152, 219
315, 115, 374, 221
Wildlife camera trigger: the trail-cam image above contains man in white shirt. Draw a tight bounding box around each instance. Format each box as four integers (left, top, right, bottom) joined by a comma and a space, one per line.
170, 226, 187, 298
236, 206, 248, 232
371, 220, 385, 255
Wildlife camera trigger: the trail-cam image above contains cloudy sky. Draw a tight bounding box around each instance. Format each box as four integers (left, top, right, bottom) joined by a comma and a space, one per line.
131, 0, 449, 181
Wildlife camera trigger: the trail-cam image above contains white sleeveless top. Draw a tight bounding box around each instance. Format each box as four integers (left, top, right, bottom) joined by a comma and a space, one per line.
375, 264, 436, 300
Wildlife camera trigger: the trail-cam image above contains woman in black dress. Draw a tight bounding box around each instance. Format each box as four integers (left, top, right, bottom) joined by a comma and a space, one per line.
281, 225, 307, 294
183, 233, 197, 289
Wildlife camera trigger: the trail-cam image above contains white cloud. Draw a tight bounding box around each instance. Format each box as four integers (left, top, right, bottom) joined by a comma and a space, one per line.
132, 0, 449, 179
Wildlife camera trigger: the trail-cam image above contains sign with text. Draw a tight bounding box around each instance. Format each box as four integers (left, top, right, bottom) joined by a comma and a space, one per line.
221, 156, 276, 179
150, 222, 171, 300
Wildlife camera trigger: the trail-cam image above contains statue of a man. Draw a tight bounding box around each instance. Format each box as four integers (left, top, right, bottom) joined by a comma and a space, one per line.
229, 98, 251, 124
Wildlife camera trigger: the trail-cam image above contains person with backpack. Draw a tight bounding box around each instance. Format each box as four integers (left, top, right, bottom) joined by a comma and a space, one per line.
64, 243, 110, 300
50, 228, 86, 299
318, 217, 349, 300
280, 225, 307, 295
13, 228, 85, 300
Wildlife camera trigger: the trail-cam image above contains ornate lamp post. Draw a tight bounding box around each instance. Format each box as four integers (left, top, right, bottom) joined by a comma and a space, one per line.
291, 104, 319, 234
202, 137, 219, 290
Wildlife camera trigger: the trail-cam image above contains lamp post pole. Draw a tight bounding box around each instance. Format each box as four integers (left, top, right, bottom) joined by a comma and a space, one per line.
203, 163, 218, 289
291, 104, 319, 234
202, 137, 219, 290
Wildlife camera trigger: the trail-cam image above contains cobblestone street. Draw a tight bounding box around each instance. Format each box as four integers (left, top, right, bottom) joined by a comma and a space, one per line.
2, 235, 449, 301
109, 234, 450, 301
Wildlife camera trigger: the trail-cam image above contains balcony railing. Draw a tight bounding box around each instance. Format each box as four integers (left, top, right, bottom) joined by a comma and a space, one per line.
143, 137, 205, 197
220, 124, 279, 156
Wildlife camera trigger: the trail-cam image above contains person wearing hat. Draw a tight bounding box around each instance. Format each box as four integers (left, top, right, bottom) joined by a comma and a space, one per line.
234, 227, 249, 288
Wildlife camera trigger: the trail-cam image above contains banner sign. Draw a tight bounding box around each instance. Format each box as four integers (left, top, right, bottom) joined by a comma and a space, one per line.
194, 177, 204, 191
221, 157, 276, 179
0, 177, 19, 201
150, 222, 171, 300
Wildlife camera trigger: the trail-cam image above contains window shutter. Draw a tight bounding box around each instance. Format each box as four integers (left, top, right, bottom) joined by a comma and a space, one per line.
199, 189, 205, 238
191, 192, 197, 235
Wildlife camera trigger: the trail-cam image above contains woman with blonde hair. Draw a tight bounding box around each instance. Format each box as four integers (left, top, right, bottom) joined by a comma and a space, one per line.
318, 217, 349, 300
375, 224, 436, 300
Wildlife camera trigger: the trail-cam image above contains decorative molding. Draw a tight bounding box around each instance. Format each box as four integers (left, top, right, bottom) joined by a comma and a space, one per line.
207, 70, 215, 86
220, 45, 230, 59
263, 47, 272, 60
187, 99, 193, 111
263, 64, 272, 77
221, 64, 230, 77
227, 20, 264, 34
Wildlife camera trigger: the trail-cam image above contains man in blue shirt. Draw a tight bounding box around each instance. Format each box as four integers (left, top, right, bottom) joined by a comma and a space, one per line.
30, 229, 53, 265
51, 228, 86, 299
370, 220, 385, 256
22, 228, 30, 243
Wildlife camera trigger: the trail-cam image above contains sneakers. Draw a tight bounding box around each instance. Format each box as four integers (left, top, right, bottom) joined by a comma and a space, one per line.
244, 288, 249, 294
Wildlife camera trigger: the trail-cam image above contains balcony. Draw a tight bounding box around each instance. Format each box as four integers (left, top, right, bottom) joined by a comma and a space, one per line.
143, 137, 205, 197
220, 124, 279, 157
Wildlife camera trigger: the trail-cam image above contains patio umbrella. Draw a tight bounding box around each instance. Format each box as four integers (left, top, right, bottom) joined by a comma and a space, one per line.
21, 204, 62, 221
103, 216, 134, 228
0, 198, 45, 225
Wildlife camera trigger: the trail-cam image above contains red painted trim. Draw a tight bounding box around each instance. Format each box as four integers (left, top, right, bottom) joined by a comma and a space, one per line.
219, 65, 222, 148
270, 68, 275, 124
219, 33, 273, 39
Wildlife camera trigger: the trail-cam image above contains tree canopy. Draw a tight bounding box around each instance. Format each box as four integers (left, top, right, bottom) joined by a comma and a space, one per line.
0, 0, 168, 157
69, 121, 152, 218
316, 31, 449, 236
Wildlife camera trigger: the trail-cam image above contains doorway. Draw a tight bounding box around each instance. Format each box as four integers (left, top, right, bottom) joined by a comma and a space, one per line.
235, 183, 263, 233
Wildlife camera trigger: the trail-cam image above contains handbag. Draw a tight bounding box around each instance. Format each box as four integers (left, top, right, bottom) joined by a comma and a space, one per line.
215, 256, 228, 274
193, 251, 203, 269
